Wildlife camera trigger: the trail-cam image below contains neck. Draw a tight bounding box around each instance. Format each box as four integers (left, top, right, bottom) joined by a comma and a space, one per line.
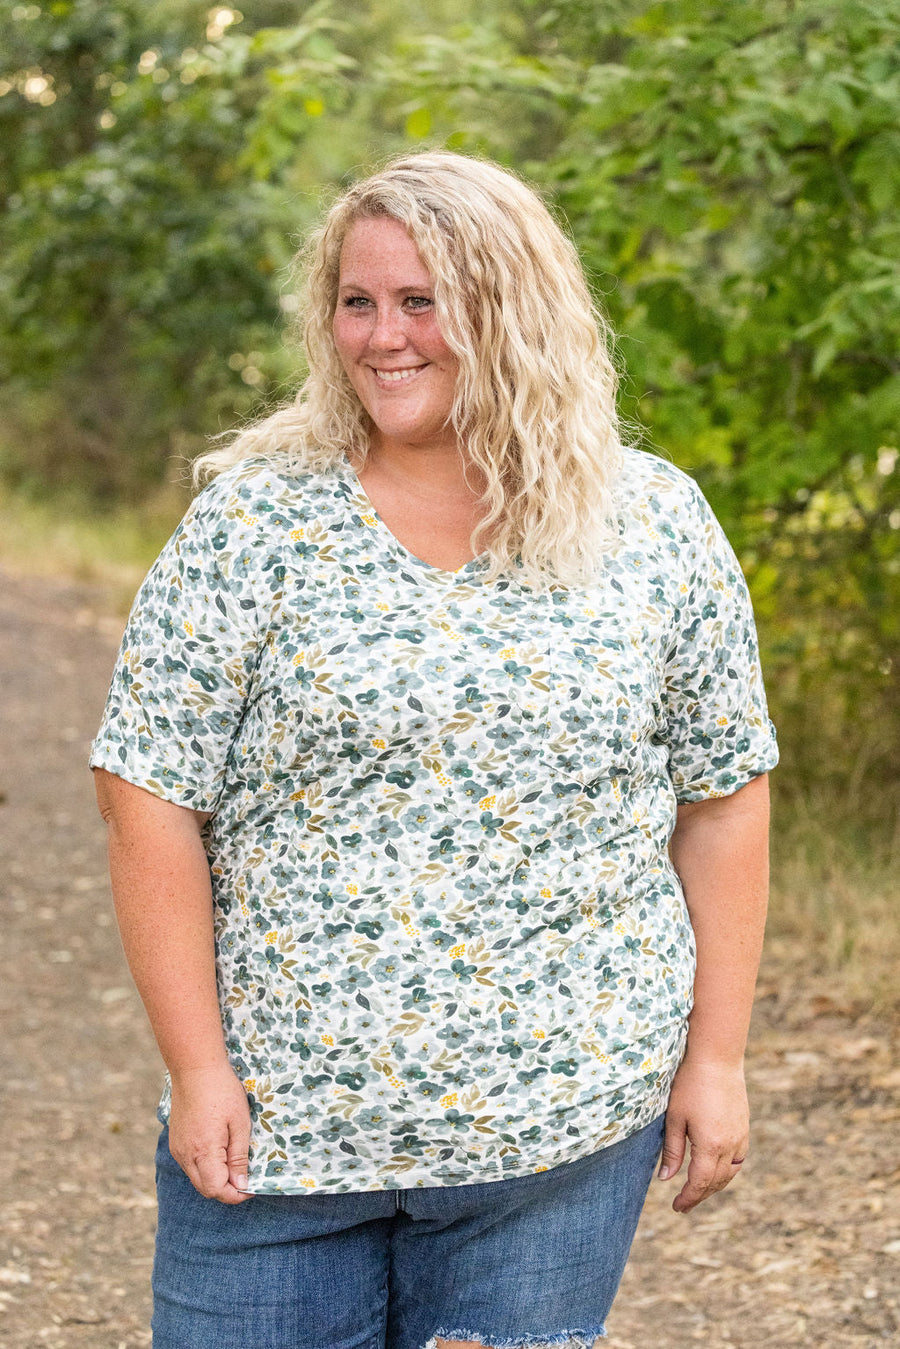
362, 436, 485, 504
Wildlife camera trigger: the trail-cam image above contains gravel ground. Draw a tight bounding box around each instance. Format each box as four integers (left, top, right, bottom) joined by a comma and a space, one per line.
1, 568, 897, 1348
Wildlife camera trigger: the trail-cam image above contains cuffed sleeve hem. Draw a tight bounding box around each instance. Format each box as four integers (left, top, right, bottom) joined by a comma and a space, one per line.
88, 739, 224, 813
671, 731, 779, 803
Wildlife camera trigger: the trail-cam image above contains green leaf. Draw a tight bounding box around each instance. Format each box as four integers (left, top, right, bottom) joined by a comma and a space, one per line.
404, 106, 431, 139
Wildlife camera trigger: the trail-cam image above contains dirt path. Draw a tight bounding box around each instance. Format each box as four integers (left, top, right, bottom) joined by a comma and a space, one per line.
0, 568, 897, 1348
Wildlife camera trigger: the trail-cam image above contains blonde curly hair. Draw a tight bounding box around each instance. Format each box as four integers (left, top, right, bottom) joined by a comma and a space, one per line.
194, 150, 623, 585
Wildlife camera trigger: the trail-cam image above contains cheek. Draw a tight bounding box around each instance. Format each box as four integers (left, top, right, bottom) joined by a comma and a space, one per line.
423, 319, 454, 364
332, 315, 359, 369
331, 317, 347, 364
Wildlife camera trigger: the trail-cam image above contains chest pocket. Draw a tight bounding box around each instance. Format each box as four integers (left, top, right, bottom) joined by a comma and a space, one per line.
544, 585, 667, 788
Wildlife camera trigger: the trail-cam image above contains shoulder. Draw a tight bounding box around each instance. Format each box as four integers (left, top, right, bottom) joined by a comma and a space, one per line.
185, 457, 341, 534
173, 457, 352, 573
615, 447, 711, 524
610, 448, 739, 586
154, 457, 349, 598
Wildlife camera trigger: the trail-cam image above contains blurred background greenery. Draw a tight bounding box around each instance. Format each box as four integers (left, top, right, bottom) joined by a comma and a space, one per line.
1, 0, 897, 999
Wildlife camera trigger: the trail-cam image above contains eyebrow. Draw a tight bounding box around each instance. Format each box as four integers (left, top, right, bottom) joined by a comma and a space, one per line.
336, 280, 435, 293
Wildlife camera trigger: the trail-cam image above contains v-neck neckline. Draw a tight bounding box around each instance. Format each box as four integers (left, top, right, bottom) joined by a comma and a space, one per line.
338, 460, 489, 581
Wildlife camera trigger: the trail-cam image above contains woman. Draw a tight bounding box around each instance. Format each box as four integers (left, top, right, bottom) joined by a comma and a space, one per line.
91, 151, 777, 1349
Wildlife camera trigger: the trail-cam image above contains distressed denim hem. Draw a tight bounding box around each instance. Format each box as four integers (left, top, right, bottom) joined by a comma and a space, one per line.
423, 1326, 606, 1348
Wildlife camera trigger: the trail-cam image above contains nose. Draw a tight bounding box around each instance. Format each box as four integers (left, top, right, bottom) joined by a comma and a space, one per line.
369, 304, 407, 352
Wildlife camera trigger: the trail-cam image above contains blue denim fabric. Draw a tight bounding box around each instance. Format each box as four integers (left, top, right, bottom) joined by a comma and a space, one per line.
152, 1113, 664, 1349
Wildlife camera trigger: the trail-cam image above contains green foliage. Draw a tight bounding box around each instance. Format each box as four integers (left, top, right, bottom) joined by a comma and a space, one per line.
0, 0, 897, 795
0, 0, 352, 492
525, 0, 900, 789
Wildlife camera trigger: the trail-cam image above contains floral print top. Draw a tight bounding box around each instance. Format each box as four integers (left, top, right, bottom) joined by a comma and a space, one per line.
89, 447, 778, 1193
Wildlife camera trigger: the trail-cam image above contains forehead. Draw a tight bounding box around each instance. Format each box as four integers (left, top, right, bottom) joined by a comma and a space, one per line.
338, 216, 433, 285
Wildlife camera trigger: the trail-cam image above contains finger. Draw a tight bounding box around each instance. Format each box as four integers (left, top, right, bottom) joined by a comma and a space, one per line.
657, 1109, 687, 1181
216, 1180, 251, 1205
227, 1121, 251, 1197
672, 1149, 734, 1213
192, 1143, 240, 1203
170, 1127, 250, 1204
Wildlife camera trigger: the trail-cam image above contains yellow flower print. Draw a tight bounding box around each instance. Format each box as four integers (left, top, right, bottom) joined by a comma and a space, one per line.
500, 647, 515, 658
533, 1028, 546, 1040
372, 738, 386, 749
243, 1078, 257, 1093
479, 795, 496, 810
360, 514, 377, 526
439, 1093, 458, 1108
717, 716, 728, 726
375, 602, 389, 612
448, 943, 466, 959
290, 528, 305, 540
264, 931, 278, 945
300, 1178, 316, 1188
183, 620, 194, 636
321, 1034, 334, 1047
388, 1075, 403, 1088
346, 883, 358, 895
540, 887, 552, 899
290, 790, 306, 801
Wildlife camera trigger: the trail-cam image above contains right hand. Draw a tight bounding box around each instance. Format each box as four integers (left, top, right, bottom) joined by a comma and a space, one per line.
167, 1061, 252, 1204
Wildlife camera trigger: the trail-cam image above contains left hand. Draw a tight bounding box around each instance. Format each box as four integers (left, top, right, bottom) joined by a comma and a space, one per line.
658, 1055, 750, 1213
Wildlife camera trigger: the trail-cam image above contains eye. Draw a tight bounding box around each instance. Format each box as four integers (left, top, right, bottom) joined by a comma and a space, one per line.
404, 295, 433, 311
340, 295, 371, 310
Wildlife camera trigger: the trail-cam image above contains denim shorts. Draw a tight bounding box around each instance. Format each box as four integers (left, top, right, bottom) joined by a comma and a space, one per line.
152, 1113, 665, 1349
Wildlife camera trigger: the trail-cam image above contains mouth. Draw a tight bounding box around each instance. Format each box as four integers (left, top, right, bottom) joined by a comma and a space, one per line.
372, 365, 426, 385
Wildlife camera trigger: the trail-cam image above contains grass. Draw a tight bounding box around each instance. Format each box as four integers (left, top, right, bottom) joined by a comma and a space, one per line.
3, 481, 896, 1012
768, 779, 899, 1013
0, 480, 189, 613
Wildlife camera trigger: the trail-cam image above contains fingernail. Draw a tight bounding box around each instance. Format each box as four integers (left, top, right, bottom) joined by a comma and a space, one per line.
658, 1164, 673, 1180
237, 1176, 248, 1191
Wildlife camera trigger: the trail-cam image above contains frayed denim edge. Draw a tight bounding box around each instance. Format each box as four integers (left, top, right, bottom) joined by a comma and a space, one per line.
422, 1327, 606, 1349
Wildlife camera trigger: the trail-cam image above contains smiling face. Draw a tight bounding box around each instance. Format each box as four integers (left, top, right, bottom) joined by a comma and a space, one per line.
332, 215, 460, 460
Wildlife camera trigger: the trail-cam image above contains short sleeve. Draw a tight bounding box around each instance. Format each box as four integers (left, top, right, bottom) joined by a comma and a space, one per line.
661, 485, 778, 802
89, 496, 260, 812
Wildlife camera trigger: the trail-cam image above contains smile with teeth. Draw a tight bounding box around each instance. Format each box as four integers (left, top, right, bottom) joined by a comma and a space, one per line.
373, 366, 426, 383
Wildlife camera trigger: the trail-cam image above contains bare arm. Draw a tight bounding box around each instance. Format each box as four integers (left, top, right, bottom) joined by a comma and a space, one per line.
660, 771, 770, 1213
93, 767, 251, 1203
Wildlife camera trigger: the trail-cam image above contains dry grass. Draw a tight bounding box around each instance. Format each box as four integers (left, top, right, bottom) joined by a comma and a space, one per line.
0, 481, 187, 613
769, 780, 899, 1012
